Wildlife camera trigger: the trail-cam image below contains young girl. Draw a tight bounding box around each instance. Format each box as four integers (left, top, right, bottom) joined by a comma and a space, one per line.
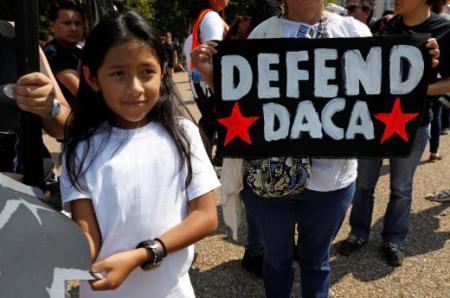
60, 12, 220, 298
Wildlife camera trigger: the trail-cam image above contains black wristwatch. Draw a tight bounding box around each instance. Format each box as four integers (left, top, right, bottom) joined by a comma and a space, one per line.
136, 239, 166, 271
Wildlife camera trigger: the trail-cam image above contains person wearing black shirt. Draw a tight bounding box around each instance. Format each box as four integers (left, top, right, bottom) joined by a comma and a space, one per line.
370, 9, 395, 35
340, 0, 450, 267
0, 20, 71, 174
44, 0, 83, 107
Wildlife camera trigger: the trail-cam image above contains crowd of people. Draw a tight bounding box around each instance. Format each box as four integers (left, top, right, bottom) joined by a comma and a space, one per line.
0, 0, 449, 297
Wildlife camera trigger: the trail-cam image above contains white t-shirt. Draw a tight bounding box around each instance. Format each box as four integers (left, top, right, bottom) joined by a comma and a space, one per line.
60, 119, 220, 298
183, 11, 226, 69
250, 13, 372, 192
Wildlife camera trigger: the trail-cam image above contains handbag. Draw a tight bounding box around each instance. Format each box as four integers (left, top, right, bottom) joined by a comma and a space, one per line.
243, 157, 311, 199
242, 16, 329, 199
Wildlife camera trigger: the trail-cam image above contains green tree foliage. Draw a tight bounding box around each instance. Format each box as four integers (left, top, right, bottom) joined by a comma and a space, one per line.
224, 0, 257, 21
148, 0, 189, 38
121, 0, 154, 20
145, 0, 260, 39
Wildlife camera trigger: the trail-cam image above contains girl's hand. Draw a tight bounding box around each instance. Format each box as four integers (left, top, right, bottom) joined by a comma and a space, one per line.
426, 38, 440, 68
190, 41, 218, 90
89, 248, 149, 291
12, 72, 55, 119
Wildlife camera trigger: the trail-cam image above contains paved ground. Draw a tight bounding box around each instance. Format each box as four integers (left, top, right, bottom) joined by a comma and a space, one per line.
47, 71, 450, 298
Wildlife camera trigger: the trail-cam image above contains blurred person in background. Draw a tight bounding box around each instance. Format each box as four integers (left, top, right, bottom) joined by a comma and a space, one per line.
340, 0, 450, 267
183, 0, 229, 157
432, 0, 450, 137
44, 0, 84, 107
371, 9, 395, 35
325, 3, 348, 16
0, 3, 70, 190
164, 32, 178, 79
345, 0, 376, 27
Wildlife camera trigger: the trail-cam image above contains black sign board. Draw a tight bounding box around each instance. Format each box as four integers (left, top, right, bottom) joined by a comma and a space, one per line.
212, 35, 431, 158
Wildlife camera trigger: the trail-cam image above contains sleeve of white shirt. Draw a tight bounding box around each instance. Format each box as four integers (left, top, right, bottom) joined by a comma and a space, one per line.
183, 34, 193, 68
199, 11, 225, 42
348, 17, 373, 37
60, 147, 92, 212
181, 119, 221, 201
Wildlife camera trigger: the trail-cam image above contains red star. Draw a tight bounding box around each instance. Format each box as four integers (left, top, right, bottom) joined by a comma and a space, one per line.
374, 97, 419, 144
217, 102, 259, 146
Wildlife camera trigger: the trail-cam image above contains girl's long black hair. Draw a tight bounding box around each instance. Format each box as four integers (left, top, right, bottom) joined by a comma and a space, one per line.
64, 11, 195, 192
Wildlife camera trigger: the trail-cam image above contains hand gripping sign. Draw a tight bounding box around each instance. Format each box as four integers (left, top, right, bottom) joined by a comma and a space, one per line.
212, 35, 432, 158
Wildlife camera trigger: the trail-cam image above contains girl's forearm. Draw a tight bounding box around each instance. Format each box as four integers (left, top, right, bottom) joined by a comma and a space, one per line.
157, 192, 218, 254
71, 199, 102, 262
84, 231, 101, 262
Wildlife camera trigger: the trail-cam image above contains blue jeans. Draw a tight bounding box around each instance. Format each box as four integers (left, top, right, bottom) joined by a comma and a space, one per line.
349, 125, 430, 244
430, 102, 443, 153
241, 182, 355, 298
245, 208, 264, 256
442, 104, 449, 129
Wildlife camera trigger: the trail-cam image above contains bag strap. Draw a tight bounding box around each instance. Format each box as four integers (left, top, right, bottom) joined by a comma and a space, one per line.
190, 9, 229, 70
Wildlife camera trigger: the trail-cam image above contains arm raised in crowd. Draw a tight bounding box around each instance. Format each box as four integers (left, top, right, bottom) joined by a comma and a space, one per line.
55, 68, 79, 97
12, 47, 71, 139
190, 41, 218, 91
427, 77, 450, 96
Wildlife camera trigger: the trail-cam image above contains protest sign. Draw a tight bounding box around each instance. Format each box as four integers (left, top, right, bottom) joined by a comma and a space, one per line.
212, 35, 431, 158
0, 174, 92, 298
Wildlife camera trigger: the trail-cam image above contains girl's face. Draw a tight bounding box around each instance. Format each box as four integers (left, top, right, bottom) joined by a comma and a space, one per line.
394, 0, 428, 16
209, 0, 229, 12
84, 39, 162, 129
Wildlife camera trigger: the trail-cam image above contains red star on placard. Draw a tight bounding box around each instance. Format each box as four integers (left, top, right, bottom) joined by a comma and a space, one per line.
374, 97, 419, 144
217, 102, 259, 146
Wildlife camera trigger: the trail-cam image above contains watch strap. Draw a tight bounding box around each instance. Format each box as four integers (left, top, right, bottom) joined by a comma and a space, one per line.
154, 238, 167, 257
136, 239, 165, 271
51, 98, 62, 118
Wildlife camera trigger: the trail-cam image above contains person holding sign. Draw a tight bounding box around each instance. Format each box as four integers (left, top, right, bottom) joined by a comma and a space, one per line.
193, 1, 369, 297
340, 0, 450, 267
184, 0, 229, 156
44, 0, 84, 108
60, 12, 220, 297
1, 18, 71, 177
192, 0, 440, 296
